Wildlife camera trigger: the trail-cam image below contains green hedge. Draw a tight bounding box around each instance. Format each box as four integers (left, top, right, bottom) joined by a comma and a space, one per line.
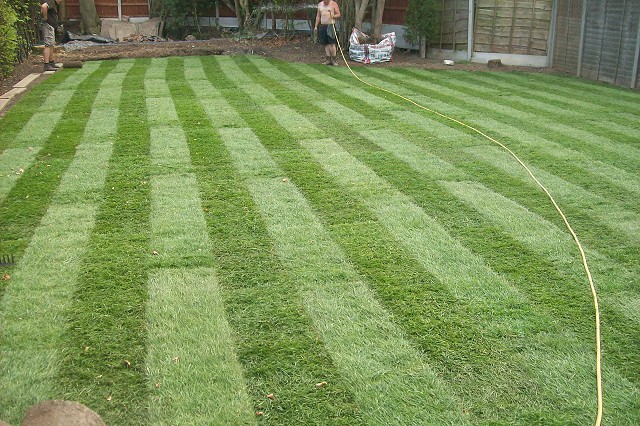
0, 0, 40, 78
0, 0, 18, 77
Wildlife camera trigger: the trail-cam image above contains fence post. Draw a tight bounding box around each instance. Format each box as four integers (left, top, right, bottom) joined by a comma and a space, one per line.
577, 0, 587, 77
632, 9, 640, 89
548, 0, 558, 68
468, 0, 474, 61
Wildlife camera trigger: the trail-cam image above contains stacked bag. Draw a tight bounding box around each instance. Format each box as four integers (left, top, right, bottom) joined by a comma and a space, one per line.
348, 28, 396, 64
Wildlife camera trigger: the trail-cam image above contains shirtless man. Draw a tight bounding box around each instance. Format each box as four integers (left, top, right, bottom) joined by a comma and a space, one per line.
314, 0, 341, 65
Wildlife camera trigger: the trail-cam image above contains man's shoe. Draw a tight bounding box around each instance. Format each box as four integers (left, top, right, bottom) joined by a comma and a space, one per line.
44, 63, 58, 72
322, 57, 332, 65
48, 61, 60, 69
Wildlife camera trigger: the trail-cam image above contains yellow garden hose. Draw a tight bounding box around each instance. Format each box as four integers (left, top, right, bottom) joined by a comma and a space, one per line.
331, 24, 603, 426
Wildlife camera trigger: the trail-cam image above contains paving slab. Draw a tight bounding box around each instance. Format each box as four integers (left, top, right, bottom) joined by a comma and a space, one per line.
0, 87, 26, 99
14, 73, 41, 88
0, 98, 9, 111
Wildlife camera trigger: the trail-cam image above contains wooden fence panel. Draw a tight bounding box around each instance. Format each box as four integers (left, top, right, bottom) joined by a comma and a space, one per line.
65, 0, 81, 20
94, 0, 119, 18
122, 0, 149, 17
434, 0, 469, 51
474, 0, 552, 55
607, 0, 639, 87
552, 0, 581, 73
383, 0, 408, 25
580, 0, 640, 87
64, 0, 148, 20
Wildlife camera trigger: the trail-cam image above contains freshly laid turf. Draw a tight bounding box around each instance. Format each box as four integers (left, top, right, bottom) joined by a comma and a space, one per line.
0, 54, 638, 425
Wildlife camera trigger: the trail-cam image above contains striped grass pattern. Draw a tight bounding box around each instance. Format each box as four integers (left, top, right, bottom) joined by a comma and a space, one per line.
0, 55, 638, 425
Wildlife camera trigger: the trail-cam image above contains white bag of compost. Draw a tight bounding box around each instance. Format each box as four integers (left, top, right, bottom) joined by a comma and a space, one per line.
348, 28, 396, 64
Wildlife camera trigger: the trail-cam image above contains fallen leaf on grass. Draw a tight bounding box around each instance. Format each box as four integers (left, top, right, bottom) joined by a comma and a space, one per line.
123, 360, 131, 368
266, 393, 275, 400
172, 356, 180, 363
106, 396, 112, 402
1, 274, 10, 281
152, 250, 159, 256
315, 381, 328, 388
255, 411, 264, 416
155, 383, 161, 389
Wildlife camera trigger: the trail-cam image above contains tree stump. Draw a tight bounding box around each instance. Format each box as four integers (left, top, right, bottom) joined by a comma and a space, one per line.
487, 59, 502, 68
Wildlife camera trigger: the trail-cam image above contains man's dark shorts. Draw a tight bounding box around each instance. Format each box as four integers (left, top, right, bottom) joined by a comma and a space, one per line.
318, 24, 337, 46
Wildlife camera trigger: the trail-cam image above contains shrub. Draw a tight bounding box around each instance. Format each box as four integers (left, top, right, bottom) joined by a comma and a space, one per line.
0, 0, 18, 77
403, 0, 438, 47
0, 0, 40, 78
152, 0, 215, 39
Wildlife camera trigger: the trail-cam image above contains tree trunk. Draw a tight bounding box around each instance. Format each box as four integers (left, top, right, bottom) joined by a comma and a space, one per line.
215, 0, 220, 30
419, 35, 426, 58
354, 0, 369, 30
79, 0, 100, 35
371, 0, 385, 37
194, 4, 201, 35
218, 0, 240, 30
233, 0, 242, 30
58, 0, 67, 22
338, 0, 356, 47
239, 0, 250, 29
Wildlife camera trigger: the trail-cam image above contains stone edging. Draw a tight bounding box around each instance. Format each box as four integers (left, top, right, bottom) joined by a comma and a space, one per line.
0, 65, 60, 115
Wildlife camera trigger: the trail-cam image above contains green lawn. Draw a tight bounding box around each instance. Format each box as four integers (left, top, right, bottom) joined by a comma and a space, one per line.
0, 55, 638, 425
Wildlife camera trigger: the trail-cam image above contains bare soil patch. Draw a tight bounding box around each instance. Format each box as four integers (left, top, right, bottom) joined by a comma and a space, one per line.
1, 33, 551, 111
20, 400, 105, 426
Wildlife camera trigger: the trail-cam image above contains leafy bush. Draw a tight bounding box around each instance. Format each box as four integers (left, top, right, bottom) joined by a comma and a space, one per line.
0, 0, 18, 77
0, 0, 40, 78
153, 0, 222, 39
151, 0, 270, 38
403, 0, 438, 46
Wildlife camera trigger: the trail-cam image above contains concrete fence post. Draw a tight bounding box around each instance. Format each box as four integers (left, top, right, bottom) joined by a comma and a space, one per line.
468, 0, 475, 61
632, 9, 640, 89
548, 0, 559, 68
577, 0, 587, 77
